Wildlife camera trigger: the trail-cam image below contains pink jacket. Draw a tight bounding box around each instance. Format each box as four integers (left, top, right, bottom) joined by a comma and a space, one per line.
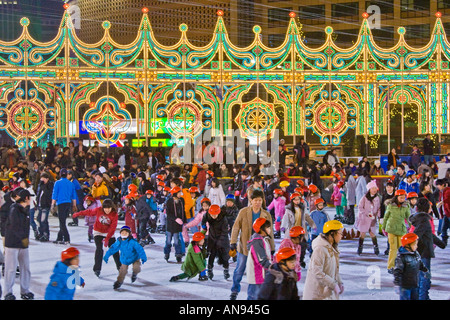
278, 238, 302, 281
182, 210, 208, 243
331, 186, 343, 206
267, 196, 286, 222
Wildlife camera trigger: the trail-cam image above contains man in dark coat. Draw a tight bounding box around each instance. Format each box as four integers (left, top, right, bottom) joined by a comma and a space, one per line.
422, 134, 434, 165
410, 198, 446, 300
134, 193, 155, 246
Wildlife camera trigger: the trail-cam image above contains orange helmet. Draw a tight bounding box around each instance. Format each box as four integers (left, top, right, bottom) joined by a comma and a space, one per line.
289, 226, 305, 238
296, 179, 304, 186
157, 181, 165, 187
314, 198, 325, 206
189, 186, 199, 193
163, 186, 171, 192
308, 184, 318, 194
206, 170, 214, 177
61, 247, 80, 261
170, 186, 181, 194
192, 232, 205, 242
294, 187, 303, 195
275, 247, 296, 263
145, 190, 154, 195
156, 175, 164, 180
253, 217, 269, 233
273, 189, 283, 195
407, 192, 418, 199
290, 193, 301, 201
128, 184, 138, 194
209, 204, 221, 216
401, 233, 419, 247
201, 197, 211, 204
395, 189, 407, 196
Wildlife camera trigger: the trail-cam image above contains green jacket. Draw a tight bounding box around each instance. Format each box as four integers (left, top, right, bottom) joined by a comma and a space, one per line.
181, 242, 207, 277
382, 200, 410, 236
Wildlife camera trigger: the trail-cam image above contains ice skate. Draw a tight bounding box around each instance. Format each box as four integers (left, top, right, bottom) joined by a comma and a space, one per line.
113, 281, 123, 290
21, 292, 34, 300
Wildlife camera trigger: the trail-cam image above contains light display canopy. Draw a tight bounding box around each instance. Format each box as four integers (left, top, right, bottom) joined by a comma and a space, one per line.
0, 6, 449, 148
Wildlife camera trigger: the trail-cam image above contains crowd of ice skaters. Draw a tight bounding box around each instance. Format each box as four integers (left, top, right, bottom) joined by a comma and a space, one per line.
0, 140, 448, 300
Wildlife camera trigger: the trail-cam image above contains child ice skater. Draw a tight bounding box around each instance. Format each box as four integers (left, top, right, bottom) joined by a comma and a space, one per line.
103, 226, 147, 290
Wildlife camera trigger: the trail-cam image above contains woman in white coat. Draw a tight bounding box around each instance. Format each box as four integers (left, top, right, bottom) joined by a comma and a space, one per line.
208, 177, 226, 207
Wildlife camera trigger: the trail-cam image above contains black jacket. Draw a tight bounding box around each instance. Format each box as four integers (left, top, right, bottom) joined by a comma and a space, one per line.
257, 263, 299, 300
393, 247, 428, 289
409, 212, 446, 259
135, 196, 152, 221
36, 180, 54, 209
3, 202, 30, 249
0, 192, 13, 237
423, 138, 434, 155
165, 197, 185, 233
202, 209, 230, 252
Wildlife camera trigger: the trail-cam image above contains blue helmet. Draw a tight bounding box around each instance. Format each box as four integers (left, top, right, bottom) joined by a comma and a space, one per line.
406, 170, 416, 177
120, 226, 131, 233
226, 194, 235, 201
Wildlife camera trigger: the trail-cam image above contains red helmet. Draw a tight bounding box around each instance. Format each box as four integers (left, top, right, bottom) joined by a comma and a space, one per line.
201, 197, 211, 204
290, 193, 301, 201
234, 190, 240, 197
395, 189, 407, 196
337, 181, 344, 188
2, 186, 9, 192
157, 181, 165, 187
127, 192, 138, 199
253, 217, 268, 233
128, 184, 138, 194
170, 186, 181, 194
209, 204, 221, 216
407, 192, 418, 199
163, 186, 171, 192
308, 184, 318, 194
145, 190, 154, 195
156, 175, 164, 180
84, 195, 95, 203
111, 176, 118, 182
314, 198, 325, 206
296, 180, 304, 186
401, 233, 419, 247
192, 232, 205, 242
273, 189, 283, 195
275, 247, 296, 263
61, 247, 80, 261
206, 170, 214, 177
189, 186, 199, 193
294, 187, 303, 195
125, 194, 135, 200
289, 226, 305, 238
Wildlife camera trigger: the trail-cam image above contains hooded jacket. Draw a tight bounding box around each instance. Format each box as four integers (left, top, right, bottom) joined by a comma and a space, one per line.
382, 198, 411, 236
246, 233, 272, 284
393, 246, 428, 289
409, 212, 446, 259
104, 235, 147, 266
3, 202, 30, 248
257, 262, 299, 300
45, 261, 85, 300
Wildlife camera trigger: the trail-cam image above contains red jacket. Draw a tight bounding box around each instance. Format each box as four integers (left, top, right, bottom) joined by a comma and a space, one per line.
73, 207, 118, 244
442, 186, 450, 218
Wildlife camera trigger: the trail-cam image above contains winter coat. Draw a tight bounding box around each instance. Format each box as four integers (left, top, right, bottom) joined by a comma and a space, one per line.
181, 242, 207, 277
393, 246, 428, 289
104, 236, 147, 266
165, 197, 186, 233
135, 195, 151, 221
310, 210, 330, 235
441, 186, 450, 218
257, 263, 299, 300
380, 192, 395, 219
398, 178, 420, 194
281, 203, 316, 239
267, 196, 286, 223
230, 206, 274, 256
409, 212, 446, 259
246, 233, 272, 285
331, 186, 343, 206
355, 194, 381, 234
355, 176, 367, 206
36, 180, 54, 209
208, 185, 226, 207
382, 200, 411, 236
3, 202, 30, 248
303, 234, 343, 300
223, 204, 239, 230
182, 209, 207, 243
73, 207, 118, 244
44, 261, 85, 300
345, 175, 357, 206
306, 192, 322, 212
278, 238, 302, 279
201, 209, 230, 253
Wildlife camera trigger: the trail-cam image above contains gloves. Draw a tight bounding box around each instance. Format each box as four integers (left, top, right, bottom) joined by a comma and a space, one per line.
230, 243, 237, 251
175, 218, 183, 225
281, 227, 285, 233
141, 259, 147, 265
103, 257, 108, 264
333, 284, 340, 296
276, 216, 281, 223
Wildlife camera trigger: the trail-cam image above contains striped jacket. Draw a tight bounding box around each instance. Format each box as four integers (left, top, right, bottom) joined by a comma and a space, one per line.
246, 233, 272, 285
